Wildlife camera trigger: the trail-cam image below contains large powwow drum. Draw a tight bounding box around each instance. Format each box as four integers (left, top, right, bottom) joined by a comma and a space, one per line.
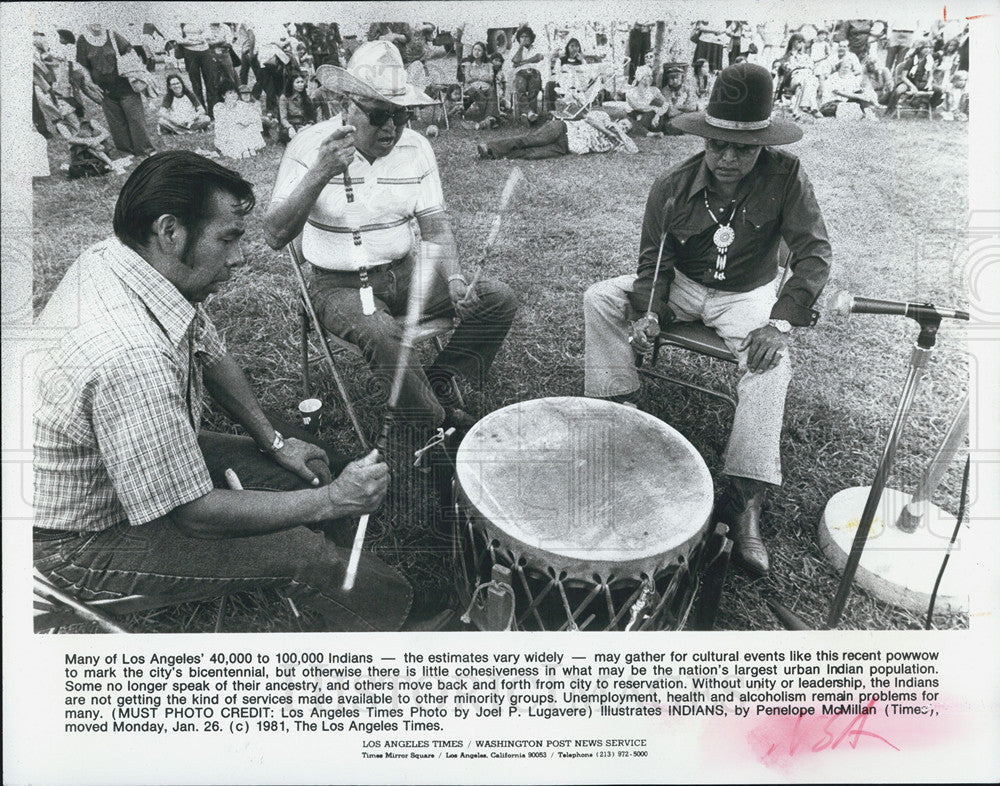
453, 397, 715, 631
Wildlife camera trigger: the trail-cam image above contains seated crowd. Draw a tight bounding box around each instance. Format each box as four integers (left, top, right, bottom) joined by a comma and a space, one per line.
31, 17, 972, 181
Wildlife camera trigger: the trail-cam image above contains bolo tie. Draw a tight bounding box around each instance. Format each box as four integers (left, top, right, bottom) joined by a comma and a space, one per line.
703, 193, 737, 281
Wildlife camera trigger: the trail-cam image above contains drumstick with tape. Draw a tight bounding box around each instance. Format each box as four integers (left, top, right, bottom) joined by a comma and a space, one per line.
344, 244, 440, 592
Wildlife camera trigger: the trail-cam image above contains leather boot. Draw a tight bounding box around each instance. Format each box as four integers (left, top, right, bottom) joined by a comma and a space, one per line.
718, 477, 770, 576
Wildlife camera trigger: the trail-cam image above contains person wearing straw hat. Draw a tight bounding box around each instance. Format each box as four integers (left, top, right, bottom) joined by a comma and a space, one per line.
265, 41, 517, 432
583, 62, 831, 575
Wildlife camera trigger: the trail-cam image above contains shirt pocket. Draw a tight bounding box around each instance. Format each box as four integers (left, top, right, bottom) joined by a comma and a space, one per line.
740, 195, 781, 239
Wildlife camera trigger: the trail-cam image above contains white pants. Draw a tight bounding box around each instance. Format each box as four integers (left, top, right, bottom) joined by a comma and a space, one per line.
583, 271, 790, 485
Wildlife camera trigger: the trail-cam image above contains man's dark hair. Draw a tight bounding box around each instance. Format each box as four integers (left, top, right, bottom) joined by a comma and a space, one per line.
113, 151, 255, 250
516, 26, 536, 46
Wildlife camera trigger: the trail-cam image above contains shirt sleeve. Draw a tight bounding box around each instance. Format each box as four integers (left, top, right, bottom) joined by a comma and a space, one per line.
269, 120, 342, 205
628, 175, 677, 322
413, 136, 446, 217
773, 160, 832, 325
90, 349, 213, 526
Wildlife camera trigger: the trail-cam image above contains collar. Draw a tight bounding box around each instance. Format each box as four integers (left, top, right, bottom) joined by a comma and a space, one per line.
104, 237, 198, 347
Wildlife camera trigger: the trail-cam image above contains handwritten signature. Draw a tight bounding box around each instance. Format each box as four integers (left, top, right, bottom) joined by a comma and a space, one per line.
758, 700, 900, 761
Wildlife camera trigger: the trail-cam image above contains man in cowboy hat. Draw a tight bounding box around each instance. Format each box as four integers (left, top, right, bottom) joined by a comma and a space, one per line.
264, 41, 517, 431
583, 62, 831, 575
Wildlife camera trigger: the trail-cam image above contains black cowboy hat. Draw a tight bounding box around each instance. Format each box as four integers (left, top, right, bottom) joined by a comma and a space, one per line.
671, 62, 802, 145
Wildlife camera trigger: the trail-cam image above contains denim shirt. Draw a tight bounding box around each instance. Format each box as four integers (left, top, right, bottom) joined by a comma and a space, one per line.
629, 147, 832, 326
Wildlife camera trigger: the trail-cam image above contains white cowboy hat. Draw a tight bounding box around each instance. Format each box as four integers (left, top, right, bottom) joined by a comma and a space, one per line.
315, 40, 436, 107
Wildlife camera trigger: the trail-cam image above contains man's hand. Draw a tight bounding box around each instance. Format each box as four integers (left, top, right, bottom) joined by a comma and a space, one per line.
325, 450, 389, 516
629, 313, 660, 354
739, 325, 790, 373
315, 125, 356, 179
448, 278, 480, 321
271, 437, 333, 486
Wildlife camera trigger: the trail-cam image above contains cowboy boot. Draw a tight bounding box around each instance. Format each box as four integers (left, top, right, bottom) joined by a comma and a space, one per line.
718, 476, 770, 576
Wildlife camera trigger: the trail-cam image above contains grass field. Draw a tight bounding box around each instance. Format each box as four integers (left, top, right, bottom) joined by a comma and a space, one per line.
33, 80, 971, 632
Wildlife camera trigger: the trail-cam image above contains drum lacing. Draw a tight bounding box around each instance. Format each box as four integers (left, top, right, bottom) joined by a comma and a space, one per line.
460, 579, 516, 631
625, 577, 657, 631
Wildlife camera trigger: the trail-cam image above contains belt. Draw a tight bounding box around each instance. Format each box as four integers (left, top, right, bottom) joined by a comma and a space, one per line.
33, 526, 86, 541
310, 257, 406, 285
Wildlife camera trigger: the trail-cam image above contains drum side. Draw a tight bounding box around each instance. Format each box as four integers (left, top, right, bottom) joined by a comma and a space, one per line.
455, 397, 714, 578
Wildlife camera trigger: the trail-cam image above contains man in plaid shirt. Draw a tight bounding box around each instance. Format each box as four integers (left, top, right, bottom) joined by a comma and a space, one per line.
33, 151, 418, 631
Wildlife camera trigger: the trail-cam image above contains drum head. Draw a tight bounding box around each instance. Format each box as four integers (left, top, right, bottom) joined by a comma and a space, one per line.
455, 397, 714, 576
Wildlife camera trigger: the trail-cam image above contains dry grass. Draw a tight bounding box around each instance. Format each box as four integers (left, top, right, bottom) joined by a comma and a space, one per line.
33, 76, 970, 632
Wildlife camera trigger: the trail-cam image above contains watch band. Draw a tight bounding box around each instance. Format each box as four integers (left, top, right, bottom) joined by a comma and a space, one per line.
767, 318, 792, 333
262, 430, 284, 454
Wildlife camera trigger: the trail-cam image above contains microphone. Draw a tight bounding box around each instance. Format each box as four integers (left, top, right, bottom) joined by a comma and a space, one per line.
831, 291, 969, 322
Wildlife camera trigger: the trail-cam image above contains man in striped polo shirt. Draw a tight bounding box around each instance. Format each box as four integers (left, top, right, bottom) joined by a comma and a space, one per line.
265, 41, 517, 429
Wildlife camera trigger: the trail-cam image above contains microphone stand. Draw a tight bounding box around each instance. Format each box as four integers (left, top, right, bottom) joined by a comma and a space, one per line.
825, 311, 942, 628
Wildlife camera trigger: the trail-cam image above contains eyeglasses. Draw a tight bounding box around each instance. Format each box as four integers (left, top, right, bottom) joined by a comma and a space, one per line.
706, 139, 761, 156
352, 100, 412, 128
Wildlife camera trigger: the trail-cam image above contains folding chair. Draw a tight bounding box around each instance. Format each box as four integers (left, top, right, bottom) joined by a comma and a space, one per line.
895, 91, 936, 120
287, 236, 463, 446
34, 569, 228, 634
636, 243, 794, 413
426, 82, 464, 130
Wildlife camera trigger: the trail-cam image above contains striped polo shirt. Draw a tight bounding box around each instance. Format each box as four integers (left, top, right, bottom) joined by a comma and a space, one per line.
270, 117, 445, 270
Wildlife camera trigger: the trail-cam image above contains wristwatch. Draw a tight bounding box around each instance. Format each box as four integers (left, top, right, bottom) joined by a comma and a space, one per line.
262, 430, 284, 454
767, 319, 793, 333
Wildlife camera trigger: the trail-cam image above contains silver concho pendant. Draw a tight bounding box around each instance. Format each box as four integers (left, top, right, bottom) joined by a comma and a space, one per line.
713, 224, 736, 250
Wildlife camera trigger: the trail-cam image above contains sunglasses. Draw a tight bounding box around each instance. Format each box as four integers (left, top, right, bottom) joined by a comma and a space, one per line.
706, 139, 761, 156
352, 100, 412, 128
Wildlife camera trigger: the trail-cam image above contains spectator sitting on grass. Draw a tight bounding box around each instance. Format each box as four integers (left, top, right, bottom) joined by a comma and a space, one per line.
626, 65, 670, 136
215, 83, 266, 159
819, 57, 878, 118
278, 71, 317, 142
45, 93, 132, 176
477, 108, 637, 160
158, 73, 212, 134
861, 56, 894, 106
661, 64, 698, 132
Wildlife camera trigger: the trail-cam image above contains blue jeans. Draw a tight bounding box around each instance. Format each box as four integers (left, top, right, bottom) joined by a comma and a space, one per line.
309, 257, 517, 425
33, 418, 412, 631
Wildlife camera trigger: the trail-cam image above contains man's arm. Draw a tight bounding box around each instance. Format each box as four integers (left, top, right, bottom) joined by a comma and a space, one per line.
263, 124, 357, 249
772, 159, 832, 326
203, 354, 331, 486
170, 450, 387, 539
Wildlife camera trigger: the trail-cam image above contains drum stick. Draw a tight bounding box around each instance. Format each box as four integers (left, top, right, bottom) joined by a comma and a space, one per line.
343, 513, 369, 591
644, 230, 669, 318
345, 247, 439, 592
462, 168, 524, 296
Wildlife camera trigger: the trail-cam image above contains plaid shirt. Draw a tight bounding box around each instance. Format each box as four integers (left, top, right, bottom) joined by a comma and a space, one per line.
34, 237, 227, 532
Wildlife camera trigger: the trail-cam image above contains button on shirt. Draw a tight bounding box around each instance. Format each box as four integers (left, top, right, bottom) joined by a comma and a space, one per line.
629, 148, 832, 326
269, 117, 445, 270
33, 238, 226, 532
